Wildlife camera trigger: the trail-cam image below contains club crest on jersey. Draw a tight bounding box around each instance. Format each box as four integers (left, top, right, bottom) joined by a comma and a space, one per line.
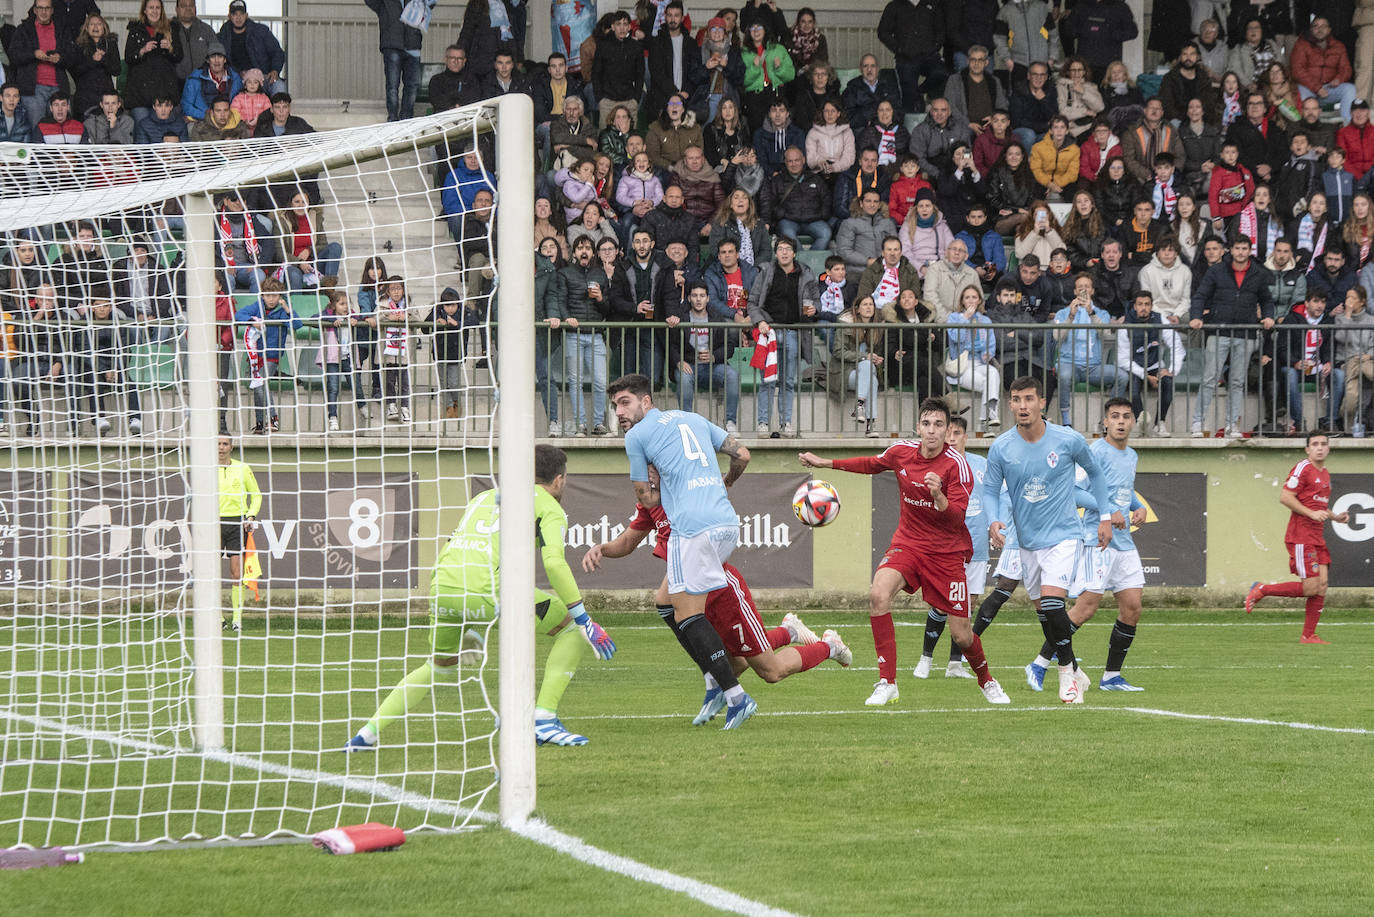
1046, 451, 1059, 468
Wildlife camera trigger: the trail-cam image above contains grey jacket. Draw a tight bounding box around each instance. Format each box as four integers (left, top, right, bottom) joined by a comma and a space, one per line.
834, 210, 899, 270
748, 260, 820, 363
1334, 305, 1374, 365
994, 0, 1062, 70
175, 17, 218, 82
944, 70, 1009, 133
908, 117, 972, 179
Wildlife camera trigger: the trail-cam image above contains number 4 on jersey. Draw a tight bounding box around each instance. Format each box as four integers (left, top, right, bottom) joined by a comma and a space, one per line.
680, 424, 710, 467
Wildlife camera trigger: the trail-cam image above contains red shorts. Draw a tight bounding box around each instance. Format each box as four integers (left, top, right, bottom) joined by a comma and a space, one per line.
704, 565, 770, 658
879, 547, 971, 617
1287, 542, 1330, 579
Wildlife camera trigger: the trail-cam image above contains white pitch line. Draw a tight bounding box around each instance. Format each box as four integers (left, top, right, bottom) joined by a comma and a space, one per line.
607, 620, 1374, 631
1119, 707, 1374, 735
0, 707, 802, 917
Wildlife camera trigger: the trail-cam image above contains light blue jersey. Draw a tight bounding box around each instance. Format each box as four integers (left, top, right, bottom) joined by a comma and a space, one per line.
984, 422, 1111, 551
963, 451, 990, 562
625, 408, 737, 536
1075, 438, 1142, 552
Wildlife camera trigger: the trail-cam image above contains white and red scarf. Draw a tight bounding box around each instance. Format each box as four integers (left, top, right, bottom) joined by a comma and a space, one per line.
873, 264, 901, 308
1297, 215, 1328, 272
218, 208, 260, 268
243, 324, 266, 388
749, 327, 778, 380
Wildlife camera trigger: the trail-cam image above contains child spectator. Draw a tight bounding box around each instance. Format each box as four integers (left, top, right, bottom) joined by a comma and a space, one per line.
555, 157, 599, 223
816, 254, 850, 349
234, 277, 299, 434
430, 287, 466, 419
214, 273, 234, 434
1150, 153, 1181, 222
898, 188, 951, 277
377, 274, 415, 423
956, 202, 1007, 286
352, 256, 386, 425
231, 68, 271, 130
887, 154, 932, 228
1323, 146, 1354, 224
316, 289, 353, 432
77, 295, 141, 436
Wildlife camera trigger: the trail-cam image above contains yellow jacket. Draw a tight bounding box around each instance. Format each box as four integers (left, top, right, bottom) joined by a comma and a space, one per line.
218, 460, 262, 519
1030, 136, 1080, 189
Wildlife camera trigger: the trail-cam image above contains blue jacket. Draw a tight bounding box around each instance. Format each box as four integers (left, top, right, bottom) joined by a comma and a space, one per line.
701, 259, 759, 322
955, 228, 1007, 274
0, 107, 35, 143
235, 298, 302, 362
946, 312, 997, 363
180, 66, 244, 121
441, 161, 496, 215
1053, 302, 1113, 366
752, 121, 806, 177
1323, 167, 1354, 224
134, 109, 190, 143
217, 19, 286, 76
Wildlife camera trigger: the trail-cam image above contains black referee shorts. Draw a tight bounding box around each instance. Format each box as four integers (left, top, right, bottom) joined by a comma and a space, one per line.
221, 520, 244, 556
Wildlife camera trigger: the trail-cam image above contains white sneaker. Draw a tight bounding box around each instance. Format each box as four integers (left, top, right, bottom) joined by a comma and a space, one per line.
387, 403, 399, 420
1224, 423, 1239, 438
128, 418, 142, 436
945, 660, 975, 679
756, 423, 770, 436
328, 416, 339, 432
1152, 421, 1169, 437
780, 422, 796, 437
864, 680, 899, 706
821, 629, 852, 667
1190, 421, 1204, 438
548, 420, 562, 437
724, 420, 737, 433
912, 655, 932, 679
1058, 669, 1084, 704
399, 407, 411, 423
780, 612, 819, 645
96, 416, 111, 436
980, 678, 1011, 705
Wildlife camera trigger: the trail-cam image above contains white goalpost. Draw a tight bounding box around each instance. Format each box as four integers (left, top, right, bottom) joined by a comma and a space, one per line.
0, 97, 536, 848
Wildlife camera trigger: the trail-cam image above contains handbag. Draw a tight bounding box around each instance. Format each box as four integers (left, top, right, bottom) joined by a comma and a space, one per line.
941, 352, 971, 378
400, 0, 436, 32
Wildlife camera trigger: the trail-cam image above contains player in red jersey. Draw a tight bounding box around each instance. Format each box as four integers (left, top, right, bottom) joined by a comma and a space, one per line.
1245, 432, 1350, 644
799, 397, 1011, 707
582, 492, 853, 725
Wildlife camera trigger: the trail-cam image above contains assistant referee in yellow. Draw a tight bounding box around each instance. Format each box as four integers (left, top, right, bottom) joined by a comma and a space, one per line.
218, 434, 262, 632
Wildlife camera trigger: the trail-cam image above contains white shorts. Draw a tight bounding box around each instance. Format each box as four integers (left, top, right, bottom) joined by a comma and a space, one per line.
666, 524, 738, 595
965, 559, 988, 596
992, 547, 1022, 581
1019, 540, 1080, 601
1072, 546, 1146, 596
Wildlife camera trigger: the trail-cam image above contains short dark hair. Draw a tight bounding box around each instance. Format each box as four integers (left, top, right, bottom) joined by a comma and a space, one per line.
1009, 375, 1045, 397
608, 373, 652, 400
547, 52, 566, 63
774, 236, 799, 254
948, 416, 968, 433
0, 82, 17, 94
966, 201, 989, 217
534, 444, 568, 484
824, 254, 844, 270
50, 90, 70, 103
918, 397, 950, 423
269, 91, 292, 104
632, 227, 655, 243
152, 92, 176, 105
688, 280, 709, 295
1019, 253, 1041, 268
1153, 152, 1175, 167
572, 235, 594, 249
1307, 291, 1328, 303
1133, 289, 1153, 303
1104, 397, 1134, 414
1305, 430, 1330, 446
715, 237, 737, 251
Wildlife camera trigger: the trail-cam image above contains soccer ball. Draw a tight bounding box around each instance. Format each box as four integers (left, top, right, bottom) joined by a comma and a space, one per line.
792, 479, 841, 527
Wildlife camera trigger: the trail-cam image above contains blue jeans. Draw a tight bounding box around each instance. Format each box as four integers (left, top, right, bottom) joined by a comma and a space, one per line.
323, 361, 343, 418
536, 336, 560, 422
1283, 366, 1345, 429
847, 359, 879, 419
1193, 335, 1254, 428
286, 242, 343, 290
1012, 127, 1038, 150
756, 328, 802, 426
777, 218, 832, 250
565, 332, 607, 428
1298, 82, 1357, 121
23, 85, 58, 127
677, 362, 740, 422
225, 266, 265, 294
383, 49, 423, 121
1057, 357, 1122, 419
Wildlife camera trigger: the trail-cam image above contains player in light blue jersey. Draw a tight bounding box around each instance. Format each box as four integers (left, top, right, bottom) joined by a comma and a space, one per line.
984, 375, 1123, 704
1027, 398, 1149, 691
609, 373, 761, 730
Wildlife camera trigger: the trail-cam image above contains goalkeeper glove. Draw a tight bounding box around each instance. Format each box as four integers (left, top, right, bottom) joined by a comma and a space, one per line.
569, 603, 616, 660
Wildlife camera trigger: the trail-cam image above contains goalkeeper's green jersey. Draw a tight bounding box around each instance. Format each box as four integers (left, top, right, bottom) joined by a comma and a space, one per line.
430, 485, 582, 608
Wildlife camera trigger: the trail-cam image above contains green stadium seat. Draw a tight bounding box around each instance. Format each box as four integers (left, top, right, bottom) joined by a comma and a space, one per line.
834, 68, 859, 88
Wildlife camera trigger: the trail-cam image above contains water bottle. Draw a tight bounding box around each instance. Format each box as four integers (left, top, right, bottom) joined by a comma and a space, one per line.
1353, 421, 1367, 438
0, 847, 85, 870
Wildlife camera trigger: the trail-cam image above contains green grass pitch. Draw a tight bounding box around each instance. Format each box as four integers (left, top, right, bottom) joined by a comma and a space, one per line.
5, 606, 1374, 916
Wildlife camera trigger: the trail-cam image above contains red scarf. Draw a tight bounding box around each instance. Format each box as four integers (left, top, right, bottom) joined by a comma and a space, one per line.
218, 208, 260, 268
749, 327, 778, 380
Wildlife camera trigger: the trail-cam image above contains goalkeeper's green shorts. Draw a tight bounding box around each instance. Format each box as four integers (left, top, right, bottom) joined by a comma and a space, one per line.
429, 588, 566, 656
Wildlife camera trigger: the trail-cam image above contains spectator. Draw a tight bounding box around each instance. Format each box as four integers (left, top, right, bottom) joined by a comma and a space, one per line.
805, 99, 854, 183
442, 149, 496, 220
1078, 118, 1121, 186
70, 14, 121, 118
180, 42, 242, 122
815, 254, 853, 337
216, 192, 271, 294
1195, 17, 1228, 79
645, 95, 703, 171
1188, 234, 1275, 436
792, 60, 841, 130
699, 17, 744, 123
173, 0, 216, 84
275, 189, 342, 293
612, 229, 662, 380
218, 1, 284, 95
15, 282, 74, 437
909, 98, 972, 183
1172, 192, 1214, 265
740, 21, 794, 129
855, 235, 921, 314
1009, 61, 1056, 150
752, 98, 805, 177
853, 99, 909, 171
1360, 3, 1374, 104
616, 151, 665, 238
1291, 17, 1357, 121
673, 281, 740, 430
899, 189, 954, 277
998, 255, 1060, 400
1275, 291, 1341, 432
36, 91, 83, 144
708, 188, 772, 266
836, 188, 898, 271
935, 141, 985, 231
649, 239, 695, 384
1057, 57, 1104, 141
1014, 201, 1066, 266
0, 83, 35, 143
1060, 0, 1138, 80
1159, 41, 1219, 123
1192, 235, 1226, 286
701, 237, 757, 321
1114, 289, 1183, 435
9, 0, 76, 127
1343, 191, 1374, 268
592, 12, 643, 126
702, 97, 751, 188
72, 295, 139, 437
231, 69, 270, 129
956, 201, 1008, 285
81, 88, 134, 143
591, 236, 638, 375
430, 45, 481, 112
319, 289, 356, 430
1307, 247, 1359, 306
645, 1, 705, 119
883, 286, 939, 398
1335, 284, 1374, 430
924, 239, 982, 322
548, 94, 596, 170
351, 257, 388, 423
1030, 115, 1079, 201
567, 201, 618, 252
948, 0, 1002, 71
1094, 155, 1139, 235
1275, 133, 1324, 223
761, 146, 832, 249
1227, 91, 1286, 182
234, 276, 299, 433
877, 0, 945, 114
1137, 235, 1191, 323
825, 294, 886, 434
1089, 237, 1140, 318
1208, 140, 1255, 230
112, 238, 176, 339
252, 90, 312, 139
842, 54, 901, 134
948, 45, 1008, 138
944, 284, 1001, 429
747, 236, 819, 437
1062, 189, 1109, 270
1227, 17, 1282, 90
1121, 99, 1184, 184
972, 108, 1014, 178
1053, 272, 1122, 425
1121, 199, 1166, 266
1179, 99, 1222, 198
785, 7, 828, 76
988, 142, 1037, 234
1149, 152, 1182, 222
1336, 98, 1374, 183
1099, 59, 1145, 132
481, 50, 527, 98
642, 183, 700, 264
672, 145, 724, 233
133, 92, 187, 143
1261, 61, 1302, 127
599, 105, 637, 170
1217, 70, 1244, 129
1235, 183, 1283, 262
535, 237, 566, 434
833, 147, 891, 224
1295, 96, 1338, 156
739, 0, 787, 43
191, 94, 247, 141
995, 0, 1061, 89
534, 197, 570, 261
1256, 237, 1306, 432
375, 275, 418, 424
364, 0, 425, 122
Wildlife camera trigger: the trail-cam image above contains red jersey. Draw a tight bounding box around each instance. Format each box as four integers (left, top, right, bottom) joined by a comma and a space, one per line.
1284, 459, 1331, 546
833, 442, 973, 559
629, 502, 671, 560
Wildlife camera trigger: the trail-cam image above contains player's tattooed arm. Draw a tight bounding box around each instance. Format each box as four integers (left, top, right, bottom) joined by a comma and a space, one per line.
633, 480, 661, 508
719, 434, 751, 487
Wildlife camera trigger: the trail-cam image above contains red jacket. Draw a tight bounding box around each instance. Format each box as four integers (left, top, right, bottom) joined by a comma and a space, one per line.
1337, 122, 1374, 179
216, 292, 235, 351
1208, 160, 1255, 219
888, 173, 933, 227
1290, 35, 1353, 93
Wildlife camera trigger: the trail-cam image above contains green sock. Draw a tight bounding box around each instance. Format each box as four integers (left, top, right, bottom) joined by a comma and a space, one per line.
535, 627, 586, 716
231, 585, 243, 626
362, 662, 435, 741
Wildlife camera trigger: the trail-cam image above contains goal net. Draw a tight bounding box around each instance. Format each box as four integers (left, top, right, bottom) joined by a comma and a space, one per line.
0, 98, 537, 849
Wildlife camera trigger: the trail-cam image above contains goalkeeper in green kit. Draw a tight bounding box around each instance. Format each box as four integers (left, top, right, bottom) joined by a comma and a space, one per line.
346, 445, 616, 750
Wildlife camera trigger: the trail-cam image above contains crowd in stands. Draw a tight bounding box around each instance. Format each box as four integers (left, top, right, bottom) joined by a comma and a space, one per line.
4, 0, 1374, 440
